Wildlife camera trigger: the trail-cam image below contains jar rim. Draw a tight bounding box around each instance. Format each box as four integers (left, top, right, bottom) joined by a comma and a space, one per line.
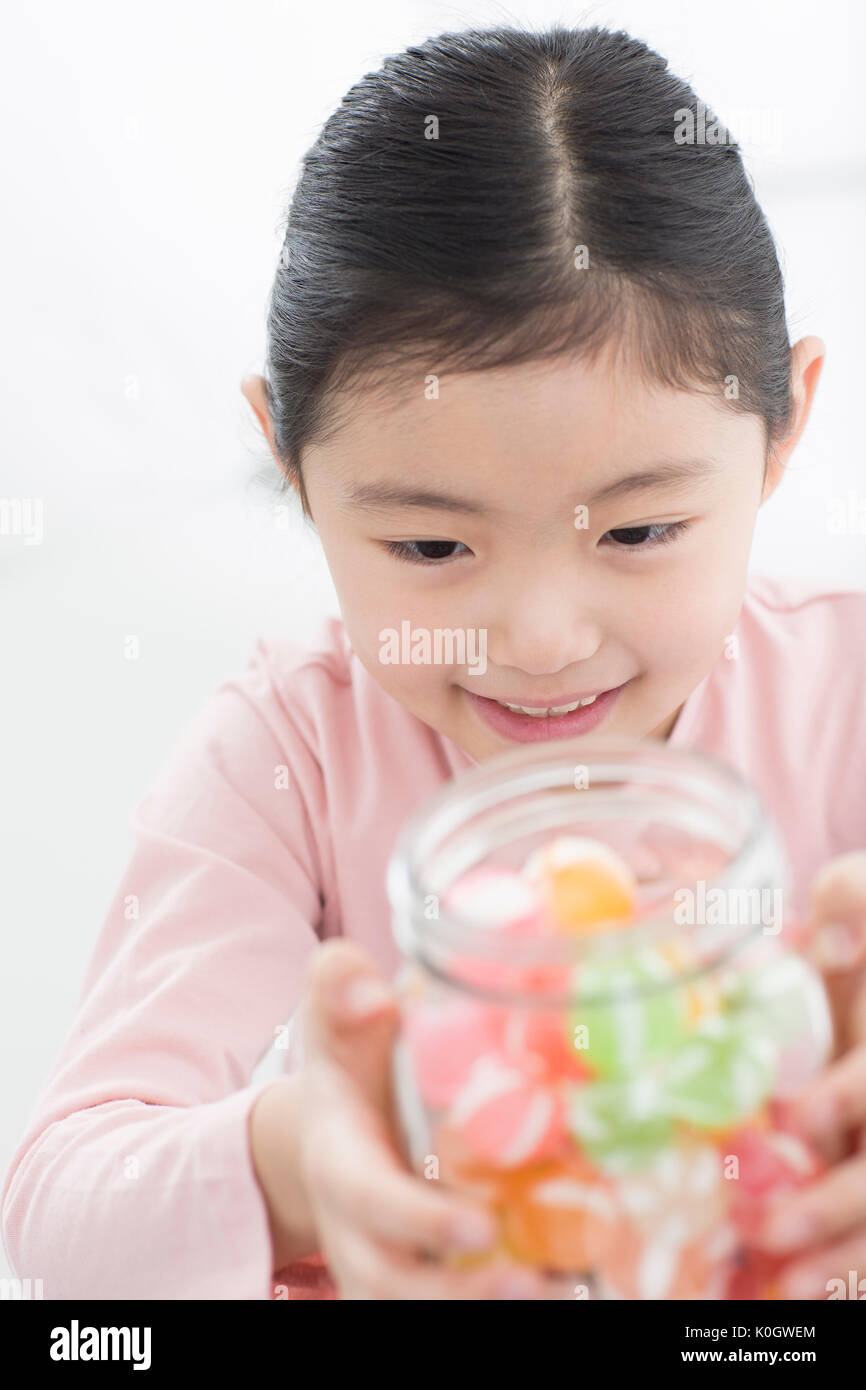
386, 734, 786, 981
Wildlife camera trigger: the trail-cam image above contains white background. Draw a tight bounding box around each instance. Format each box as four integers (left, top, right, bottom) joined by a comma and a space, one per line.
1, 0, 864, 1283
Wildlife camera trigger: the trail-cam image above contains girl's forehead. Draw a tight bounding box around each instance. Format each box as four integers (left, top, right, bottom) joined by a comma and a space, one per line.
316, 356, 760, 470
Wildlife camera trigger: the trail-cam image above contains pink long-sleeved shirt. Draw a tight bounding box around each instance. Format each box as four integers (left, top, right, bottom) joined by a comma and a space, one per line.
3, 572, 865, 1300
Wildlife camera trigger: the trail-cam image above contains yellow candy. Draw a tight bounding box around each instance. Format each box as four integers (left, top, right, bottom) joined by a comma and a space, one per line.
524, 837, 637, 935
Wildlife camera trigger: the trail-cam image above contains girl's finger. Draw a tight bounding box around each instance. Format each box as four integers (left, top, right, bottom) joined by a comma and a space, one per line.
325, 1223, 546, 1300
774, 1045, 866, 1156
330, 1149, 498, 1259
747, 1151, 866, 1257
775, 1223, 866, 1301
802, 852, 866, 1058
808, 852, 866, 931
301, 941, 401, 1113
308, 1095, 499, 1259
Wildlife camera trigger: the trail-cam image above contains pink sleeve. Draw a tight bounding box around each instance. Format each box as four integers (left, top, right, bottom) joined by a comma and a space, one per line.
0, 648, 326, 1299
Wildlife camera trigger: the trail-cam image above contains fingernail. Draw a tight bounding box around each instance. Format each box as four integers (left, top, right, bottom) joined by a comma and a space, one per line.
815, 921, 861, 970
339, 976, 393, 1019
448, 1212, 496, 1252
758, 1207, 819, 1252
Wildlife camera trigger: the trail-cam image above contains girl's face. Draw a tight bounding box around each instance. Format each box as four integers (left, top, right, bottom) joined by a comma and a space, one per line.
285, 351, 782, 763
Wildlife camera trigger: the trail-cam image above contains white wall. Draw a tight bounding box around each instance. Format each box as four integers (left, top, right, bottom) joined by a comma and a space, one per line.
1, 0, 864, 1283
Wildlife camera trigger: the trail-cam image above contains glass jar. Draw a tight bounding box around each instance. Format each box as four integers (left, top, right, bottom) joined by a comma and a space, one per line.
387, 736, 833, 1300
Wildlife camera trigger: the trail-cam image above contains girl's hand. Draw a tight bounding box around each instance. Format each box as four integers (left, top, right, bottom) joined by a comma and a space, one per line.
746, 850, 866, 1298
295, 940, 547, 1299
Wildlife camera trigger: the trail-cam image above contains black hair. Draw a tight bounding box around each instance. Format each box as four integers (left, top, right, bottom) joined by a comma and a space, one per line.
263, 23, 794, 518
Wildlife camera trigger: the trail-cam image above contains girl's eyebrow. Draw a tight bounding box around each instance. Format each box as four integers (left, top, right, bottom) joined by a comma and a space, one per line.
344, 458, 722, 516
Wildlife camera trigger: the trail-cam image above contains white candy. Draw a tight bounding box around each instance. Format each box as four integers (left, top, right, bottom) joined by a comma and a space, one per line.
443, 865, 541, 930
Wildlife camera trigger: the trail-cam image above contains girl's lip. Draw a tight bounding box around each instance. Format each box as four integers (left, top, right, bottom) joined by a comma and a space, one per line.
475, 688, 612, 709
462, 682, 627, 743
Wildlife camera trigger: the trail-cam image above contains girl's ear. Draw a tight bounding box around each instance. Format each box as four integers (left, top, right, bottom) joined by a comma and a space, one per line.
762, 336, 826, 500
241, 373, 302, 501
241, 373, 279, 457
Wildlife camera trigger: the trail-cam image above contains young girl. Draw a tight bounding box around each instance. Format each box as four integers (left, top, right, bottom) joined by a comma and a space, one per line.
3, 24, 866, 1303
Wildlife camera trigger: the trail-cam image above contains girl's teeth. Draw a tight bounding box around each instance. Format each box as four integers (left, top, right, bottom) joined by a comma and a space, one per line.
495, 695, 599, 717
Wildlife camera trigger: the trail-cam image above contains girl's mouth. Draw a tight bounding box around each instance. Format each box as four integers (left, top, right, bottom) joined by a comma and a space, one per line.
462, 683, 628, 742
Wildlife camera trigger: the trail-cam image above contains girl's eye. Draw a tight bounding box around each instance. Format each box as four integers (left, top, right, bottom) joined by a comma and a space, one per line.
603, 520, 691, 551
383, 539, 470, 565
383, 522, 690, 566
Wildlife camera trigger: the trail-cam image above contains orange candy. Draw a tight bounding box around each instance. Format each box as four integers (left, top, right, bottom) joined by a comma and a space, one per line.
523, 837, 637, 935
496, 1158, 617, 1272
433, 1127, 614, 1274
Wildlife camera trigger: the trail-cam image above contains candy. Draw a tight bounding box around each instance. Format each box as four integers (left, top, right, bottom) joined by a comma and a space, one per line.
496, 1157, 617, 1272
502, 1008, 595, 1084
568, 1074, 674, 1173
403, 995, 502, 1110
523, 836, 637, 934
722, 953, 834, 1098
441, 867, 560, 996
662, 1015, 777, 1131
595, 1222, 736, 1300
584, 1140, 736, 1298
569, 947, 687, 1080
723, 1122, 825, 1226
428, 1122, 511, 1199
721, 1125, 826, 1299
443, 866, 549, 938
447, 1054, 567, 1169
397, 822, 832, 1298
657, 938, 724, 1028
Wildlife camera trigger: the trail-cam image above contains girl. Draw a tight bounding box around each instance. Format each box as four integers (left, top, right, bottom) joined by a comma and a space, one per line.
3, 24, 866, 1302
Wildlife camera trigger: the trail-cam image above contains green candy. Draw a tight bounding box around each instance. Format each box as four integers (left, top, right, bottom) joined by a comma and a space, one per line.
568, 947, 688, 1081
567, 1075, 674, 1174
661, 1016, 777, 1129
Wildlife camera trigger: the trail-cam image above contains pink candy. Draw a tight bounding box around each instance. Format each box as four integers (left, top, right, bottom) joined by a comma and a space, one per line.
403, 995, 502, 1110
405, 865, 584, 1160
443, 865, 568, 997
725, 1123, 825, 1232
447, 1054, 566, 1168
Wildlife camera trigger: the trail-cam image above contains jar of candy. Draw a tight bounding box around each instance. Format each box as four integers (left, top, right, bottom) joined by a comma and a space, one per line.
386, 736, 834, 1300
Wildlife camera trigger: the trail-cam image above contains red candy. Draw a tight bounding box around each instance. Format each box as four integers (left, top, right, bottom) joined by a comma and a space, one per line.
501, 1008, 594, 1084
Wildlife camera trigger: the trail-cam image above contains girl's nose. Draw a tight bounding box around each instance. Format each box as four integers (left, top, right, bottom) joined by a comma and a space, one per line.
492, 569, 604, 676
